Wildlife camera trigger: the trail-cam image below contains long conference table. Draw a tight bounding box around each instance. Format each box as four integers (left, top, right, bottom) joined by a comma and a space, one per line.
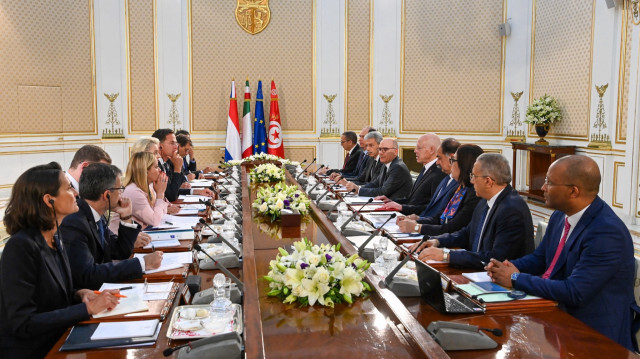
47, 164, 637, 358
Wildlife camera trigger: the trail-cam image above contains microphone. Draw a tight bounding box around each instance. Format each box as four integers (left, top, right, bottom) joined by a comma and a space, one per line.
198, 218, 241, 257
193, 244, 244, 292
326, 189, 353, 217
480, 327, 503, 336
357, 213, 396, 256
296, 158, 317, 180
311, 164, 325, 177
379, 236, 428, 288
340, 198, 374, 231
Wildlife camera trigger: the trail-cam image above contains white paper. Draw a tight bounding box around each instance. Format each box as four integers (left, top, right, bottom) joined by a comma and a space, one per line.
135, 251, 193, 265
145, 282, 173, 292
178, 195, 211, 202
189, 180, 214, 187
146, 230, 194, 241
93, 284, 148, 318
177, 208, 200, 215
143, 239, 180, 249
344, 196, 384, 204
462, 271, 492, 283
361, 212, 402, 226
181, 204, 206, 210
142, 263, 185, 274
91, 319, 159, 340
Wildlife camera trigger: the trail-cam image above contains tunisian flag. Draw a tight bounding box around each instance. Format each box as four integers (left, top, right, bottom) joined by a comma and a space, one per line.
267, 80, 285, 158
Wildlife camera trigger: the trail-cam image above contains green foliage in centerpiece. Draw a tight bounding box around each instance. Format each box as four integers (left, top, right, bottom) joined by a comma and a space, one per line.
249, 163, 286, 183
524, 94, 563, 125
264, 238, 371, 307
252, 182, 310, 222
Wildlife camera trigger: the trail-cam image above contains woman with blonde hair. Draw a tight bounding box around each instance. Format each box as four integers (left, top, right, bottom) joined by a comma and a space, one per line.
122, 152, 169, 228
131, 136, 160, 160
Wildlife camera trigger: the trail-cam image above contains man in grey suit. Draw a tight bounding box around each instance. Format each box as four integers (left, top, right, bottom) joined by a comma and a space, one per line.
348, 131, 384, 185
345, 139, 413, 200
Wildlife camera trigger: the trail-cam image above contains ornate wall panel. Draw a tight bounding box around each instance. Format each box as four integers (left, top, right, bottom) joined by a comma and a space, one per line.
616, 3, 632, 144
346, 0, 370, 132
190, 0, 314, 133
0, 0, 95, 134
191, 146, 224, 168
284, 146, 316, 163
128, 0, 157, 133
530, 0, 593, 139
402, 0, 504, 134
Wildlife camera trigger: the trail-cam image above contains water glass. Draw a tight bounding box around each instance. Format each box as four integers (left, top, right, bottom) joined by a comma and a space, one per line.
210, 273, 232, 315
383, 251, 398, 276
224, 277, 232, 300
373, 242, 386, 266
223, 219, 236, 232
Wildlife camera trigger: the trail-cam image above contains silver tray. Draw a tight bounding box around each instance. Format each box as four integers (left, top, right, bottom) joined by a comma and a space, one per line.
166, 304, 242, 340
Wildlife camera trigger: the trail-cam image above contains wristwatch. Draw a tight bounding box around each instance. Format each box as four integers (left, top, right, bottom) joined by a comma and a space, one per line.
442, 248, 450, 262
511, 272, 520, 287
414, 224, 421, 232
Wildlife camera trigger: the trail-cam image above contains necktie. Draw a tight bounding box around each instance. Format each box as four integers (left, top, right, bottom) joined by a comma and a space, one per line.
97, 217, 107, 247
343, 152, 350, 169
471, 204, 490, 252
370, 161, 379, 180
411, 167, 426, 194
542, 217, 571, 279
381, 165, 388, 183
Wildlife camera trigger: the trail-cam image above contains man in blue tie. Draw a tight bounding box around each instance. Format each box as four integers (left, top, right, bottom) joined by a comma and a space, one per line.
60, 163, 163, 289
417, 153, 534, 269
486, 155, 636, 351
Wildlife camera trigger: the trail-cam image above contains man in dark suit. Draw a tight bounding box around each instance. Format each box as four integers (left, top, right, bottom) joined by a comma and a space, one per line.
417, 153, 534, 269
64, 144, 112, 192
60, 163, 163, 290
176, 130, 213, 176
376, 133, 446, 214
152, 129, 213, 202
487, 155, 636, 351
333, 126, 376, 181
349, 131, 383, 185
346, 139, 413, 200
319, 131, 362, 177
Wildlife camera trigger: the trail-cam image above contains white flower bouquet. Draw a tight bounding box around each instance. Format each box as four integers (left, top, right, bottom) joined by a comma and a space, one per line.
524, 94, 562, 125
244, 153, 282, 162
264, 238, 371, 307
252, 182, 310, 221
220, 159, 243, 168
249, 163, 286, 183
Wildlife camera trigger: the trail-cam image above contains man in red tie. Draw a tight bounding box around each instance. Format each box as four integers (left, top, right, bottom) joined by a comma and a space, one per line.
487, 155, 636, 351
319, 131, 362, 177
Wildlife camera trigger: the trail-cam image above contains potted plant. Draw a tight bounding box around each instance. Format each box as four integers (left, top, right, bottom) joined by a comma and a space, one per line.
524, 94, 562, 145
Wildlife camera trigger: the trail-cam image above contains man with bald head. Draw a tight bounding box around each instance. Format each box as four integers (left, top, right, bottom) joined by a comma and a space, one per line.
376, 133, 446, 214
345, 138, 412, 200
487, 155, 636, 351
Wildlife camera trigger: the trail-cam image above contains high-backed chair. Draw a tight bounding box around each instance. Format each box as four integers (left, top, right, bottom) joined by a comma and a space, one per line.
534, 221, 548, 249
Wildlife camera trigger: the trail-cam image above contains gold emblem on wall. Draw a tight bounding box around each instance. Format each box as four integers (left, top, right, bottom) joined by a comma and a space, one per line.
236, 0, 271, 35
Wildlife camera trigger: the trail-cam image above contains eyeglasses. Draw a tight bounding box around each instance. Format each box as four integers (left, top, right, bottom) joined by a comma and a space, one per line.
449, 158, 458, 165
108, 186, 125, 192
378, 147, 397, 152
543, 178, 575, 187
469, 173, 493, 181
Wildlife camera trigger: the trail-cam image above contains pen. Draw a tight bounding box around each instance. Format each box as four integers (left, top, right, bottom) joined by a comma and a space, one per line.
118, 286, 133, 291
165, 221, 174, 225
93, 290, 127, 298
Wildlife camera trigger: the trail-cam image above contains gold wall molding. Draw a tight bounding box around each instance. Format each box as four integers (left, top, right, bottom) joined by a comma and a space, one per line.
613, 161, 625, 208
529, 0, 594, 140
616, 0, 632, 144
345, 0, 372, 132
400, 0, 506, 135
189, 0, 316, 135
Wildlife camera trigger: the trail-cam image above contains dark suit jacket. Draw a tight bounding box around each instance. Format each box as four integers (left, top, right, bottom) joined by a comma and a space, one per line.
419, 176, 459, 218
433, 185, 534, 269
399, 163, 446, 215
418, 185, 480, 237
345, 151, 369, 181
328, 144, 363, 177
359, 156, 413, 200
160, 159, 189, 202
0, 228, 89, 358
60, 198, 142, 290
353, 157, 384, 185
511, 197, 635, 351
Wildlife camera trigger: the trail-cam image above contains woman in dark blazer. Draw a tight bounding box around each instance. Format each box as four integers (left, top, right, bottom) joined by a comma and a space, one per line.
0, 162, 120, 358
398, 144, 483, 236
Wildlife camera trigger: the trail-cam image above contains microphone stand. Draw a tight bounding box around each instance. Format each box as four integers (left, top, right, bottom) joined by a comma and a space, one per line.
193, 244, 244, 292
326, 189, 354, 217
357, 213, 396, 256
296, 158, 316, 180
340, 198, 374, 231
379, 236, 428, 288
198, 219, 241, 257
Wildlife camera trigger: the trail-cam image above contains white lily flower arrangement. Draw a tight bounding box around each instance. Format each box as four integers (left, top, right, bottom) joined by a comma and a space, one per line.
524, 94, 563, 126
252, 182, 311, 221
249, 163, 286, 183
244, 153, 282, 162
264, 238, 371, 307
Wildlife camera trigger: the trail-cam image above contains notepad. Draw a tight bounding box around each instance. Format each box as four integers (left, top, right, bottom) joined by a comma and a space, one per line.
91, 319, 159, 340
462, 271, 492, 283
143, 239, 180, 249
93, 284, 149, 318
